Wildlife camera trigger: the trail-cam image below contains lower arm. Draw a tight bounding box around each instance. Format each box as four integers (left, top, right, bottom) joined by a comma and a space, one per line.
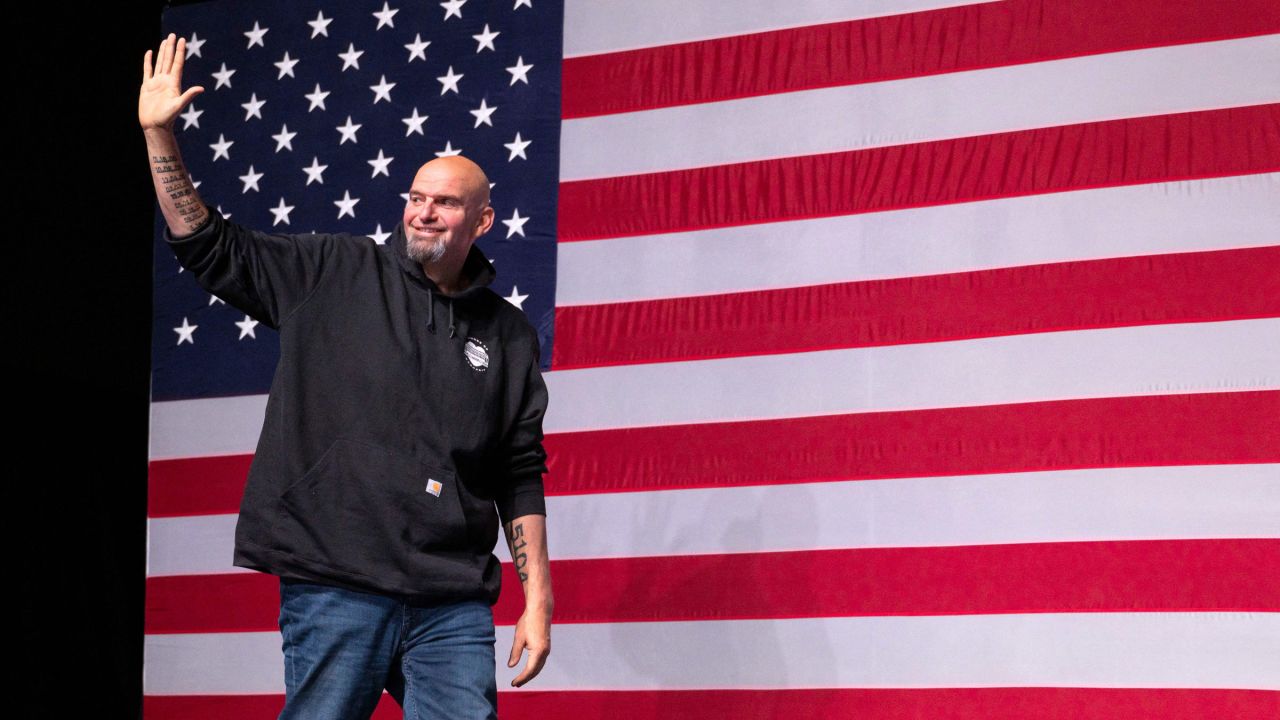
145, 127, 209, 237
505, 513, 553, 611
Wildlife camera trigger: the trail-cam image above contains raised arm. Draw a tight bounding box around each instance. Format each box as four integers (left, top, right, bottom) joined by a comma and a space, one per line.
503, 513, 552, 688
140, 33, 208, 237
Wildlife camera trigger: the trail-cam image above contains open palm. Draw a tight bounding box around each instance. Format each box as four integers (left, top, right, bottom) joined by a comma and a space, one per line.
139, 33, 203, 131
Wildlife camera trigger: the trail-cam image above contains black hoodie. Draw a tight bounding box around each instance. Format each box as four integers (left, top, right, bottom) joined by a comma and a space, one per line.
165, 211, 548, 605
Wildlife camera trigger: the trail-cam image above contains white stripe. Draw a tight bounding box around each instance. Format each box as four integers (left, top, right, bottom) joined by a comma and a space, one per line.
557, 174, 1280, 305
150, 393, 266, 460
563, 0, 999, 57
513, 465, 1280, 561
544, 319, 1279, 432
150, 320, 1280, 451
144, 612, 1280, 693
147, 514, 249, 577
146, 465, 1280, 576
560, 35, 1280, 180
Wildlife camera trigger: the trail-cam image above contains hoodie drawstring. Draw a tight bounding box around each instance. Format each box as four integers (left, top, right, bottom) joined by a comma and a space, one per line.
425, 287, 458, 338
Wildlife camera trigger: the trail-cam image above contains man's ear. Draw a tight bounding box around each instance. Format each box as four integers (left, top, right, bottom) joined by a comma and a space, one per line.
476, 206, 495, 237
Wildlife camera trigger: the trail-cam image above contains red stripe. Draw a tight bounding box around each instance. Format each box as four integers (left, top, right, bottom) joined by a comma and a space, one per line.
142, 693, 403, 720
499, 688, 1280, 720
546, 391, 1280, 495
563, 0, 1280, 118
145, 573, 278, 634
493, 540, 1280, 624
552, 246, 1280, 369
557, 104, 1280, 241
145, 540, 1278, 633
149, 453, 252, 517
146, 392, 1279, 515
142, 689, 1280, 720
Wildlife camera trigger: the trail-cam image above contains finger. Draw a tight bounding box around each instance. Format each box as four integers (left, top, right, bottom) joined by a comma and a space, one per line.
173, 37, 187, 79
143, 49, 153, 82
179, 86, 205, 105
160, 33, 176, 75
507, 632, 524, 668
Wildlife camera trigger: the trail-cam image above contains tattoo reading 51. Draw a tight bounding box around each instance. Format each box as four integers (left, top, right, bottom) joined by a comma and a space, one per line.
511, 522, 529, 582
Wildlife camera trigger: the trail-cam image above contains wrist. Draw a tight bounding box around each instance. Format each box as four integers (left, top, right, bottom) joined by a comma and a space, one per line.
142, 124, 177, 142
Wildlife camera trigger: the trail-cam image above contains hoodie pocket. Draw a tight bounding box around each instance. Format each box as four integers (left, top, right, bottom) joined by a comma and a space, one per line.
275, 438, 468, 578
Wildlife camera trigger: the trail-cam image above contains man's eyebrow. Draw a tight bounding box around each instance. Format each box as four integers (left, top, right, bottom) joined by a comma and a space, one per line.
408, 190, 464, 203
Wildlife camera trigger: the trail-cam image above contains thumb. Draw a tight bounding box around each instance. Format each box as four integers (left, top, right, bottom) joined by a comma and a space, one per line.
180, 86, 205, 105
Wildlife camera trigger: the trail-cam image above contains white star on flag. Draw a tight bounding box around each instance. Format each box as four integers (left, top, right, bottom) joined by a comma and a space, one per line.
208, 294, 226, 306
506, 56, 533, 85
504, 286, 528, 309
272, 124, 296, 152
514, 0, 532, 8
269, 197, 295, 226
302, 157, 327, 185
274, 52, 298, 79
239, 165, 264, 193
307, 10, 332, 38
236, 315, 260, 340
504, 132, 531, 160
370, 224, 391, 245
436, 141, 463, 157
241, 93, 265, 121
209, 134, 233, 161
368, 150, 394, 178
440, 0, 466, 20
336, 116, 362, 144
173, 318, 197, 345
370, 75, 396, 104
502, 208, 529, 238
211, 63, 235, 89
437, 66, 463, 95
402, 108, 428, 136
180, 104, 203, 130
470, 99, 497, 128
473, 24, 499, 52
305, 83, 330, 111
243, 21, 268, 48
373, 2, 398, 29
405, 34, 430, 62
334, 190, 360, 219
339, 43, 364, 71
185, 33, 205, 58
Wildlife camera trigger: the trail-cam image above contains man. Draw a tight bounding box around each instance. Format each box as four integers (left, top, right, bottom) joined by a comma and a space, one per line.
139, 34, 553, 719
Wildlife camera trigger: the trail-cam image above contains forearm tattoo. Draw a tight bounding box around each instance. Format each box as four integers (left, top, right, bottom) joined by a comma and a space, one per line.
510, 522, 529, 583
152, 154, 208, 233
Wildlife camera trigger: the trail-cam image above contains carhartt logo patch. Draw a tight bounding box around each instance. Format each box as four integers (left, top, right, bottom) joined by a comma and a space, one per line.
425, 479, 443, 497
463, 337, 489, 372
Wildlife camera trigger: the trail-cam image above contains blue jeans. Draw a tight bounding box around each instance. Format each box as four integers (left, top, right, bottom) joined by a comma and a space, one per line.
277, 578, 498, 720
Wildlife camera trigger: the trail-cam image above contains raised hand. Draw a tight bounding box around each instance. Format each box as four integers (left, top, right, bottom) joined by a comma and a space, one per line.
139, 33, 204, 132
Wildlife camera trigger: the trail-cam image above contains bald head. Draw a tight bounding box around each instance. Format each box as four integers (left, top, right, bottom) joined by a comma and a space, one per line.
413, 155, 490, 209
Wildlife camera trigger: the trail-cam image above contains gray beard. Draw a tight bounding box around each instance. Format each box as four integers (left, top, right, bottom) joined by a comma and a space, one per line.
406, 234, 447, 264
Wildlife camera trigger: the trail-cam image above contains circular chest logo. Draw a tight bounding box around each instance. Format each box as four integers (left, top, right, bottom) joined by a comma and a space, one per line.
463, 337, 490, 372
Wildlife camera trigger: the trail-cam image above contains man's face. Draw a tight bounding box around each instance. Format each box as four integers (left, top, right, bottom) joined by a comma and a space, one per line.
402, 158, 494, 266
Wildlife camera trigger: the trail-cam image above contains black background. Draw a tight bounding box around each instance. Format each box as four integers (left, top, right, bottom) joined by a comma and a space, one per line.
12, 3, 173, 717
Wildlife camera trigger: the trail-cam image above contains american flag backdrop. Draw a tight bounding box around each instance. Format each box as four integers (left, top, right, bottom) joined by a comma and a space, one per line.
145, 0, 1280, 718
